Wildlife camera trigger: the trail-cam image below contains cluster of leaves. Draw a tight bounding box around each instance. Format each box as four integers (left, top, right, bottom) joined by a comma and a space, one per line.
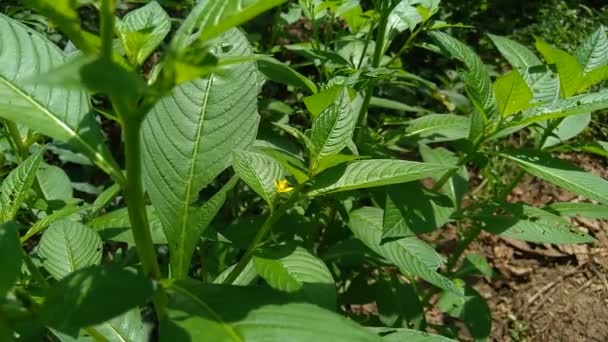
1, 0, 608, 341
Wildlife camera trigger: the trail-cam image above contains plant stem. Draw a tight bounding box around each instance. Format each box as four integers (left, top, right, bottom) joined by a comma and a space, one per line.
431, 154, 469, 192
5, 121, 28, 162
355, 5, 390, 143
222, 185, 305, 284
445, 225, 482, 271
100, 0, 116, 60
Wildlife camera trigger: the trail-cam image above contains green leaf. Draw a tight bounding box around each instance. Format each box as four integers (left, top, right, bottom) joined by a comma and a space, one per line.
479, 203, 594, 244
542, 113, 591, 148
116, 1, 171, 66
419, 145, 468, 209
430, 31, 497, 120
21, 204, 83, 243
87, 206, 167, 245
0, 14, 122, 184
0, 222, 21, 296
383, 182, 453, 241
257, 56, 317, 93
41, 266, 155, 337
575, 25, 608, 74
87, 183, 121, 218
253, 244, 336, 310
456, 253, 493, 278
544, 202, 608, 219
379, 328, 457, 341
303, 85, 345, 117
94, 309, 150, 342
171, 0, 285, 51
310, 88, 355, 171
232, 150, 284, 208
38, 220, 102, 280
308, 159, 455, 196
162, 280, 382, 341
376, 275, 425, 329
37, 163, 73, 201
0, 148, 45, 223
438, 286, 491, 341
142, 29, 259, 277
493, 69, 533, 117
488, 34, 542, 68
580, 65, 608, 92
349, 207, 459, 294
513, 89, 608, 126
213, 260, 257, 286
502, 150, 608, 205
536, 38, 583, 97
521, 65, 560, 105
404, 114, 470, 143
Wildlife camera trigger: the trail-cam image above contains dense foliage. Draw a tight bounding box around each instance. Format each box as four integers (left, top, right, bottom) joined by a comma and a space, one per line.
0, 0, 607, 341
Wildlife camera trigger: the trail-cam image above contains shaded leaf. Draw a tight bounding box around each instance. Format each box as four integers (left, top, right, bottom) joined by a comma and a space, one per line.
257, 56, 317, 93
87, 206, 167, 245
1, 148, 45, 223
0, 222, 21, 296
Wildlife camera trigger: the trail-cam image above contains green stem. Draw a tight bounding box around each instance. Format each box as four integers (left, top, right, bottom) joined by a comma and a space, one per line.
431, 154, 469, 192
100, 0, 116, 60
355, 4, 391, 142
5, 121, 28, 162
222, 185, 305, 285
122, 118, 165, 317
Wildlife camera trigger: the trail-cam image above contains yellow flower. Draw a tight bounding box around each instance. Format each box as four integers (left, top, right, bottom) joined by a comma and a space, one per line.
274, 179, 294, 193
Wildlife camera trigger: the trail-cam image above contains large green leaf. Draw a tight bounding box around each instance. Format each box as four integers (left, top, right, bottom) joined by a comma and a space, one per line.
87, 206, 167, 245
310, 88, 355, 172
575, 25, 608, 74
94, 309, 151, 342
253, 244, 336, 310
38, 220, 102, 280
488, 34, 542, 68
308, 159, 455, 196
0, 14, 122, 184
349, 207, 459, 294
479, 203, 594, 244
493, 69, 533, 117
142, 29, 259, 278
502, 150, 608, 205
116, 0, 171, 66
536, 38, 583, 96
513, 89, 608, 126
430, 31, 497, 120
383, 182, 453, 241
0, 148, 45, 223
404, 114, 470, 143
41, 266, 155, 337
232, 150, 284, 208
161, 280, 382, 341
0, 222, 21, 297
171, 0, 285, 51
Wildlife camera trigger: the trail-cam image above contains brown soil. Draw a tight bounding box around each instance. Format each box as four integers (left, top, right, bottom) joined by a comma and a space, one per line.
465, 153, 608, 341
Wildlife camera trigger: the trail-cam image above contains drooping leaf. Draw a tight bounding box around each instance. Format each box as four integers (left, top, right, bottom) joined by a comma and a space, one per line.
253, 244, 336, 310
383, 182, 453, 241
493, 69, 533, 117
404, 114, 470, 143
308, 159, 455, 196
161, 280, 382, 341
502, 150, 608, 205
142, 29, 259, 277
349, 207, 459, 294
488, 34, 542, 68
419, 145, 468, 209
37, 162, 73, 201
478, 203, 595, 244
310, 88, 355, 171
41, 266, 155, 337
116, 1, 171, 66
93, 309, 151, 342
0, 222, 21, 296
257, 56, 317, 93
0, 148, 45, 223
430, 31, 497, 120
575, 25, 608, 74
170, 0, 285, 51
87, 206, 167, 245
38, 220, 103, 280
536, 38, 583, 96
376, 275, 425, 330
232, 150, 284, 208
0, 14, 122, 184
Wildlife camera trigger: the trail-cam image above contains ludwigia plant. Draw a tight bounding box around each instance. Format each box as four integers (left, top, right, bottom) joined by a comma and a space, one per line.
0, 0, 607, 340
